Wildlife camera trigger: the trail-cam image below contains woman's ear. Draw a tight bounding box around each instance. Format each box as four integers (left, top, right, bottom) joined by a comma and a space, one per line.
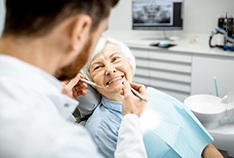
69, 14, 92, 53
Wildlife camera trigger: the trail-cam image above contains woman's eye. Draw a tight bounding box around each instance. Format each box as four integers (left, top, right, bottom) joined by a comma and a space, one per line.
112, 56, 120, 62
94, 66, 100, 70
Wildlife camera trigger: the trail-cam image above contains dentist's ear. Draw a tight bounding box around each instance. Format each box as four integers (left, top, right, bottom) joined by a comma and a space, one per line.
69, 14, 92, 53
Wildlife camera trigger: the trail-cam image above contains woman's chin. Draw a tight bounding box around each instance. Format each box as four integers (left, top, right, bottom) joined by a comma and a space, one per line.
108, 82, 124, 89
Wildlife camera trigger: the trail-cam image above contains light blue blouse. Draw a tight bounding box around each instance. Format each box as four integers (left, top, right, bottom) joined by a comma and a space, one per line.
85, 87, 213, 158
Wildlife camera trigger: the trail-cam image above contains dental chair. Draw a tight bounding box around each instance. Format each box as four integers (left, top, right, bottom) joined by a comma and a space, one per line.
73, 84, 101, 125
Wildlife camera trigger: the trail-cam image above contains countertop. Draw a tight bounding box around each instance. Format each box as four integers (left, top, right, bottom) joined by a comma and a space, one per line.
102, 30, 234, 57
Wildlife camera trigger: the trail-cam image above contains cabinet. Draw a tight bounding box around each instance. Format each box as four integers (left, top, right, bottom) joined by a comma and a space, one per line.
191, 55, 234, 98
130, 47, 192, 102
129, 45, 234, 102
131, 48, 150, 86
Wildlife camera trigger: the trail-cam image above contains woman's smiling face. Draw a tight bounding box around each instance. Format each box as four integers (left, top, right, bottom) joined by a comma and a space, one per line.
89, 42, 133, 101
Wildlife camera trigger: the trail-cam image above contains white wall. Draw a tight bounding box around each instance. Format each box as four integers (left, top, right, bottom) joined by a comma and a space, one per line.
108, 0, 234, 34
0, 0, 233, 35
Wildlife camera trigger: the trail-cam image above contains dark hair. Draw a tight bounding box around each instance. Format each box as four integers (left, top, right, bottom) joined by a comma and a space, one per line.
2, 0, 119, 37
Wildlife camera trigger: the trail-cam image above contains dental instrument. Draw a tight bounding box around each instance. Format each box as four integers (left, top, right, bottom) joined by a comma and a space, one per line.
80, 78, 147, 101
131, 87, 147, 101
80, 78, 109, 89
214, 76, 219, 97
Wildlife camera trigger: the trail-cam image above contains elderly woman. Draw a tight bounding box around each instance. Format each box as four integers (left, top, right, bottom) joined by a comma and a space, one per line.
80, 38, 223, 158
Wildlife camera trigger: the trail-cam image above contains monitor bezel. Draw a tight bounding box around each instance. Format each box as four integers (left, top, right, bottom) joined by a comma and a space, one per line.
132, 0, 184, 31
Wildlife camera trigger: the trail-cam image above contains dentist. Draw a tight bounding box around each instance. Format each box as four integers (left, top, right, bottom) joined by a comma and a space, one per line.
0, 0, 148, 157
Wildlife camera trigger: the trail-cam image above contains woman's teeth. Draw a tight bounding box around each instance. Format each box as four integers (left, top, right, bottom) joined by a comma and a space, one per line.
107, 76, 122, 85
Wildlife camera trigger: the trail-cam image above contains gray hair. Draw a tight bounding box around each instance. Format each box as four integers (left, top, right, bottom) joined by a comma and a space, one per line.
81, 38, 136, 81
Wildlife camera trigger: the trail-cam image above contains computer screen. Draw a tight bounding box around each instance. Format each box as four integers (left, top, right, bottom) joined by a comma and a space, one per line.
132, 0, 184, 31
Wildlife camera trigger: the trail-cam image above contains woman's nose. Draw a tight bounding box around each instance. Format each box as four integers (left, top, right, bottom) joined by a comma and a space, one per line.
105, 64, 116, 76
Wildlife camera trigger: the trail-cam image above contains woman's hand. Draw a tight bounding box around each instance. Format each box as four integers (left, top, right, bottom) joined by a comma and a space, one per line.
62, 74, 87, 99
122, 82, 148, 117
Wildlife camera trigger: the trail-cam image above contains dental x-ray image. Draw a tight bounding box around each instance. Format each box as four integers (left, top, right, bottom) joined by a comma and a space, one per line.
132, 1, 173, 26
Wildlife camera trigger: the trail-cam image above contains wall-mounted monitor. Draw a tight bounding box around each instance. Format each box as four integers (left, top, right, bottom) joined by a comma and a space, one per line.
132, 0, 184, 31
